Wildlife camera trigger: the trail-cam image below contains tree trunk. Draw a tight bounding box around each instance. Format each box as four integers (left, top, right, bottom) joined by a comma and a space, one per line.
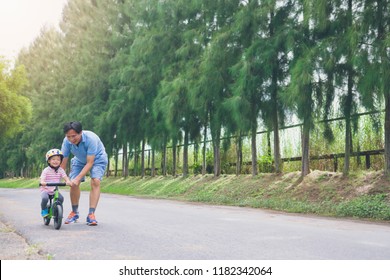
147, 149, 151, 170
194, 143, 199, 164
343, 2, 354, 176
213, 126, 221, 177
162, 140, 167, 176
172, 140, 177, 176
202, 124, 207, 175
236, 133, 242, 176
214, 141, 221, 177
122, 143, 128, 178
301, 124, 310, 176
133, 145, 138, 176
114, 146, 119, 177
141, 139, 145, 178
251, 125, 258, 176
343, 118, 351, 176
273, 114, 282, 173
385, 95, 390, 175
151, 149, 156, 177
269, 9, 282, 174
183, 129, 189, 177
343, 67, 354, 176
267, 132, 272, 157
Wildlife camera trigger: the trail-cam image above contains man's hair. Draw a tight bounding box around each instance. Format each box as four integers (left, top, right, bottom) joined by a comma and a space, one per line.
63, 121, 82, 134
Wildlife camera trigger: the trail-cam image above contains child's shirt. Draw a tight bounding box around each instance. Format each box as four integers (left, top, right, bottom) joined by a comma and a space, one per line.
40, 166, 67, 194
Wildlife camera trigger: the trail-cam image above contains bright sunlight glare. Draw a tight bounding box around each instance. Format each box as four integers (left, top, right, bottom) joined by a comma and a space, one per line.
0, 0, 68, 62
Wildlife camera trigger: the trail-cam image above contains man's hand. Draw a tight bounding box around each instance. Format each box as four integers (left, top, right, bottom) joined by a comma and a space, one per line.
71, 178, 81, 188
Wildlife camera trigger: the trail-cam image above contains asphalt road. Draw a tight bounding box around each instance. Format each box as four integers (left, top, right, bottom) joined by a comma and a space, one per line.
1, 188, 390, 260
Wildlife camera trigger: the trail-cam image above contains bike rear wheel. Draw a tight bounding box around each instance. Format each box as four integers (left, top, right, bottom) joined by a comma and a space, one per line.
53, 203, 63, 230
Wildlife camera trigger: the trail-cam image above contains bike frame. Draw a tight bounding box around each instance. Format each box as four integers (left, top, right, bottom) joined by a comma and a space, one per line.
39, 182, 66, 229
49, 184, 62, 216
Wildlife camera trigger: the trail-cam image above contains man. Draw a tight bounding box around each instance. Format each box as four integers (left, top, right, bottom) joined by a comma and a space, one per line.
61, 121, 108, 226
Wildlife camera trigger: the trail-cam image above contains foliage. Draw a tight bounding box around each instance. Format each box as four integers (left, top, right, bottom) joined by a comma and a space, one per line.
192, 162, 202, 175
258, 154, 273, 173
1, 0, 389, 178
0, 58, 31, 140
336, 194, 390, 220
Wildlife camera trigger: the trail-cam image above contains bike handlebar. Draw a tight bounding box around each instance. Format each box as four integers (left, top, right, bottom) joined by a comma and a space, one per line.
39, 183, 67, 187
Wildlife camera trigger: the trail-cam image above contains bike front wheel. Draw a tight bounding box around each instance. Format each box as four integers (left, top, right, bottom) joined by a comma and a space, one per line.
43, 206, 51, 225
53, 203, 63, 230
43, 215, 51, 225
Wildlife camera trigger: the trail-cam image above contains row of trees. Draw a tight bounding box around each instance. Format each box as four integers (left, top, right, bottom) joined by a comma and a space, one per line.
0, 59, 31, 142
1, 0, 389, 178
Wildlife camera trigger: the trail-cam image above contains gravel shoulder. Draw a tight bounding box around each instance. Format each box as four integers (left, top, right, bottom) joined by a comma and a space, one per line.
0, 218, 46, 260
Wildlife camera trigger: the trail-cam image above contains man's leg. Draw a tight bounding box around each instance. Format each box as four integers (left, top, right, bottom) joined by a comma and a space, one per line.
69, 159, 84, 212
65, 160, 83, 224
89, 178, 101, 210
70, 182, 81, 208
65, 183, 81, 224
87, 164, 106, 226
86, 178, 100, 226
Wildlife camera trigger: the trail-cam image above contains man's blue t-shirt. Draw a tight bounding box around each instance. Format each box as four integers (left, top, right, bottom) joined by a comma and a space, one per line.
61, 130, 108, 165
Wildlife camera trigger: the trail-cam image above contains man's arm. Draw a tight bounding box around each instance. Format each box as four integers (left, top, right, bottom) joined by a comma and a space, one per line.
60, 157, 69, 171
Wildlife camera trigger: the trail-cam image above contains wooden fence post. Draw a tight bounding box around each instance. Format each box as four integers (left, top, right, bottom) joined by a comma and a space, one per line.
365, 154, 371, 169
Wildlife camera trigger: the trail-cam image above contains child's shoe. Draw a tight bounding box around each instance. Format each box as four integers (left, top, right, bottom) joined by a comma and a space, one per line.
64, 211, 79, 224
86, 213, 98, 226
41, 209, 49, 217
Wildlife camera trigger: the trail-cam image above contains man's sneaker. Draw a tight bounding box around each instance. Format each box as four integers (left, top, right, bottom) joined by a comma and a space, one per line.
41, 209, 49, 217
86, 213, 98, 226
65, 211, 79, 224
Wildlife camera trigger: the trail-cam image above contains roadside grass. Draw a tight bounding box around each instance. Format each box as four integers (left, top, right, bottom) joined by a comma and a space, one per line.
0, 170, 389, 221
336, 194, 390, 220
0, 177, 38, 189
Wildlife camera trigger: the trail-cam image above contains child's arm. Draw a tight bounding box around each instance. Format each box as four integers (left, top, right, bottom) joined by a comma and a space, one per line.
63, 175, 72, 186
40, 169, 47, 186
59, 168, 72, 186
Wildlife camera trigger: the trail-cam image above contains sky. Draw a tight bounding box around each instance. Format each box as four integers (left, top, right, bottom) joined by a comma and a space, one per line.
0, 0, 68, 62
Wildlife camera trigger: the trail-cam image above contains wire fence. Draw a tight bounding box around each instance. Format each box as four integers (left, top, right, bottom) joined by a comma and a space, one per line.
108, 110, 385, 176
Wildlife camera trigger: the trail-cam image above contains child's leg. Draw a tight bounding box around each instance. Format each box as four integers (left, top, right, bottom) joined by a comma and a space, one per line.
41, 192, 49, 210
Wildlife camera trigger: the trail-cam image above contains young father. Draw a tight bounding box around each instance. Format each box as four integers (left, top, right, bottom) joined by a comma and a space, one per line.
61, 121, 108, 226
